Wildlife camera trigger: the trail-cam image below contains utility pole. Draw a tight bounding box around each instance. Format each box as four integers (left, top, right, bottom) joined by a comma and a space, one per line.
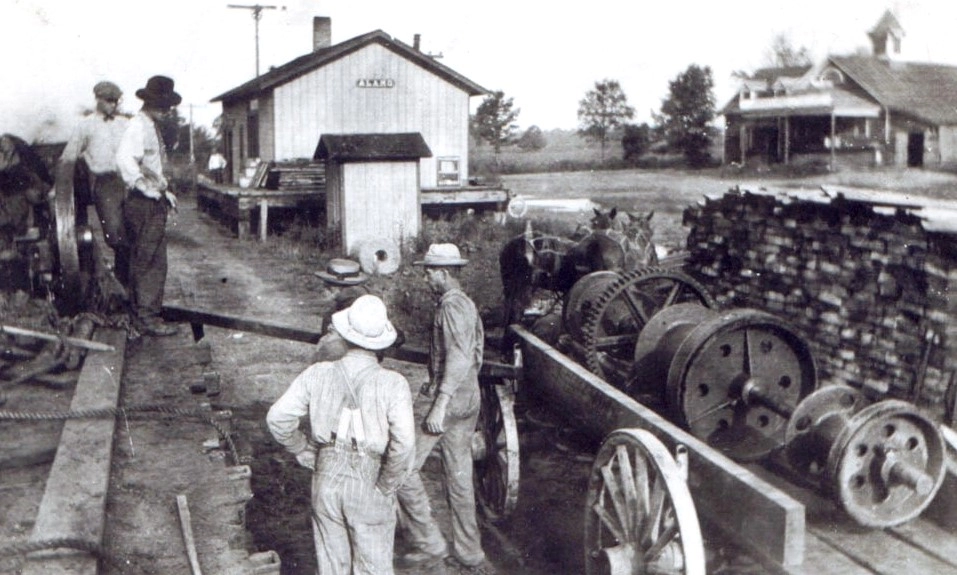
227, 4, 285, 76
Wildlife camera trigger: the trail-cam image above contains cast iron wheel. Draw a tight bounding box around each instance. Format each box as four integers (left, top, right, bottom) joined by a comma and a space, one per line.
52, 174, 94, 315
580, 267, 715, 388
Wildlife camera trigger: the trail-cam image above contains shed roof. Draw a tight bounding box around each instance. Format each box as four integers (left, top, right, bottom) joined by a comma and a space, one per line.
211, 30, 486, 104
314, 133, 433, 162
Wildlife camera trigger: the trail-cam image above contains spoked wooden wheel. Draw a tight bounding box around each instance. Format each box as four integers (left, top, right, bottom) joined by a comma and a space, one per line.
581, 267, 715, 388
473, 376, 520, 520
585, 429, 704, 575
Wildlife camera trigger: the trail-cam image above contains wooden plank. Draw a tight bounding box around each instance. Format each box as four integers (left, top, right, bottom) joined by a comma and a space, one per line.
420, 189, 509, 205
753, 459, 957, 575
24, 328, 126, 575
511, 325, 805, 570
176, 494, 204, 575
161, 305, 323, 345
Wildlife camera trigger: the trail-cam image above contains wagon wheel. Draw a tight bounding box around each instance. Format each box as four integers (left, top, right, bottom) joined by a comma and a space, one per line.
584, 428, 705, 575
52, 169, 94, 315
581, 267, 715, 388
473, 377, 520, 520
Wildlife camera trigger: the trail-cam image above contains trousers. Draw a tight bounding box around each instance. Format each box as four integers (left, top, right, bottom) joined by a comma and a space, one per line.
312, 448, 396, 575
122, 193, 168, 321
396, 409, 485, 566
91, 172, 130, 286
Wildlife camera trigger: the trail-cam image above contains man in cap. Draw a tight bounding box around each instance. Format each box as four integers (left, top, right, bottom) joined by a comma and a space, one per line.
57, 80, 130, 289
397, 243, 491, 572
115, 75, 181, 336
267, 294, 415, 574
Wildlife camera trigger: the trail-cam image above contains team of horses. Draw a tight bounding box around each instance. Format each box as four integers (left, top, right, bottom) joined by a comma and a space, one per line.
498, 207, 659, 327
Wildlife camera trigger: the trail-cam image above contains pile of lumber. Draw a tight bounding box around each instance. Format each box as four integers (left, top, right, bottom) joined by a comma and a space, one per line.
264, 160, 326, 193
682, 188, 957, 414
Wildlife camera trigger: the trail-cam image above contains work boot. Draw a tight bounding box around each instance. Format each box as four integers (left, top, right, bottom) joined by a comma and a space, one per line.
446, 556, 498, 575
396, 548, 449, 569
134, 316, 178, 337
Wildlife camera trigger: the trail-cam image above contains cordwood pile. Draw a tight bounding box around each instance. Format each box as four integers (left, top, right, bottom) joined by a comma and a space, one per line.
682, 187, 957, 420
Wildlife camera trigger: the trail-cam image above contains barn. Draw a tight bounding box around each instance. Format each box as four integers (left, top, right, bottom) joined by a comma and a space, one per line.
209, 17, 489, 249
722, 10, 957, 170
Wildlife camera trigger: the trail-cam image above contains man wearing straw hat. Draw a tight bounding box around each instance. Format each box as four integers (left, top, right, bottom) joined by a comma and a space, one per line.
267, 294, 415, 574
397, 243, 490, 571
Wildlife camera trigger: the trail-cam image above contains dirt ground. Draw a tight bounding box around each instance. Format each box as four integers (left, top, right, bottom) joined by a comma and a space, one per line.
156, 186, 767, 574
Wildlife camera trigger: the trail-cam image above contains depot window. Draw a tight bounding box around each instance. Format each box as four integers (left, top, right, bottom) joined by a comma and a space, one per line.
437, 157, 460, 186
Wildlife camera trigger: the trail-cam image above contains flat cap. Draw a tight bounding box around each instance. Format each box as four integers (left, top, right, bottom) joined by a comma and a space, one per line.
93, 81, 122, 100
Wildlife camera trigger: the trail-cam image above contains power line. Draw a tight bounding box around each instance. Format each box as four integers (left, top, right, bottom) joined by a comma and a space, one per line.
227, 4, 286, 77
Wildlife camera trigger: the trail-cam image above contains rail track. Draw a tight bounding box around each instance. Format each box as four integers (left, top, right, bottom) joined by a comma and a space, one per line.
0, 325, 279, 575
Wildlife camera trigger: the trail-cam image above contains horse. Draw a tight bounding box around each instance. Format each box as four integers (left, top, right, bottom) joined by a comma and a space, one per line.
499, 218, 625, 328
0, 134, 53, 253
610, 210, 659, 268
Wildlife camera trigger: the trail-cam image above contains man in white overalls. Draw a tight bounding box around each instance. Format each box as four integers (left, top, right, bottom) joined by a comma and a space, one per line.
267, 295, 415, 574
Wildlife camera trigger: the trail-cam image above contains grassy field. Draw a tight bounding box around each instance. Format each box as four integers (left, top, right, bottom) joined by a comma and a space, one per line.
500, 167, 957, 252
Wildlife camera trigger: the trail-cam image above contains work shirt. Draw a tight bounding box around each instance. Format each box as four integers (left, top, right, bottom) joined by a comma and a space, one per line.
266, 349, 415, 493
115, 111, 166, 190
59, 111, 129, 175
207, 153, 227, 170
429, 288, 484, 418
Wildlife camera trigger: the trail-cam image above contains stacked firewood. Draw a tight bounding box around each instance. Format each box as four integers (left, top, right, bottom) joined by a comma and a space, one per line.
682, 188, 956, 417
265, 160, 326, 192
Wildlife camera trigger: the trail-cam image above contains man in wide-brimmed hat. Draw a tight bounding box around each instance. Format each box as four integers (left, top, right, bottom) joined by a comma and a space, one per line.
313, 258, 371, 362
396, 243, 492, 572
58, 80, 131, 294
267, 295, 415, 574
115, 75, 182, 337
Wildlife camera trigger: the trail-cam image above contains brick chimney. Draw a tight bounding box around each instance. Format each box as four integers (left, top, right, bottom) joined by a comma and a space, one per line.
413, 34, 421, 51
313, 17, 331, 52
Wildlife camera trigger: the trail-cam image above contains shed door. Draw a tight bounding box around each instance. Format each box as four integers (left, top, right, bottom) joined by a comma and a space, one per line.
907, 132, 924, 167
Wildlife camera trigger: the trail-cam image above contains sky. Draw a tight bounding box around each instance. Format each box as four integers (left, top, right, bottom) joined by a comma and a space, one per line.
3, 0, 957, 143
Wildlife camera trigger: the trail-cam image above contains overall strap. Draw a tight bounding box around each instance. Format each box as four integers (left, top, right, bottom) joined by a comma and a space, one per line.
333, 362, 379, 451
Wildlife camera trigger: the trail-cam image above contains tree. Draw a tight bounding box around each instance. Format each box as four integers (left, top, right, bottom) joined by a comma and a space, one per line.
621, 123, 652, 162
577, 79, 634, 161
517, 125, 547, 151
658, 64, 716, 168
765, 33, 812, 68
473, 90, 520, 153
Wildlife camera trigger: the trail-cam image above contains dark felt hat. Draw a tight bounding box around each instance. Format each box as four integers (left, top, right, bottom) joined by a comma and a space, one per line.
135, 75, 182, 108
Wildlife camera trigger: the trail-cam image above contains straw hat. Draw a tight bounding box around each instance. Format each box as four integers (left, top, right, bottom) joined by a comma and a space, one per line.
413, 243, 468, 266
314, 258, 369, 286
331, 295, 397, 350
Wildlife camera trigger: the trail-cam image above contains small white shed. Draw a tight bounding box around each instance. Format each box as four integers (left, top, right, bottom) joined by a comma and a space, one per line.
314, 133, 432, 253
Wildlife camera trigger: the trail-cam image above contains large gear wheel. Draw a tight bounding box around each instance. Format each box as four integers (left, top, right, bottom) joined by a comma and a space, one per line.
580, 267, 715, 388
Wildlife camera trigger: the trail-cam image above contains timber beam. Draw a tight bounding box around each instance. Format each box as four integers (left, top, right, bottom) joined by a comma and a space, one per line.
511, 324, 805, 571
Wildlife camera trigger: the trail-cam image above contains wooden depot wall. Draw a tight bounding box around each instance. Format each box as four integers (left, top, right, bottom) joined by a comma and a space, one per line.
682, 188, 957, 420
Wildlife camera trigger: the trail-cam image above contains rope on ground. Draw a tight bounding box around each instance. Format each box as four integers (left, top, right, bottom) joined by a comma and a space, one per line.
0, 537, 130, 573
0, 404, 239, 463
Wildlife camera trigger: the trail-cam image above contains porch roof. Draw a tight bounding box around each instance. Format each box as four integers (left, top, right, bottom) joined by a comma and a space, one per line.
727, 88, 880, 119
